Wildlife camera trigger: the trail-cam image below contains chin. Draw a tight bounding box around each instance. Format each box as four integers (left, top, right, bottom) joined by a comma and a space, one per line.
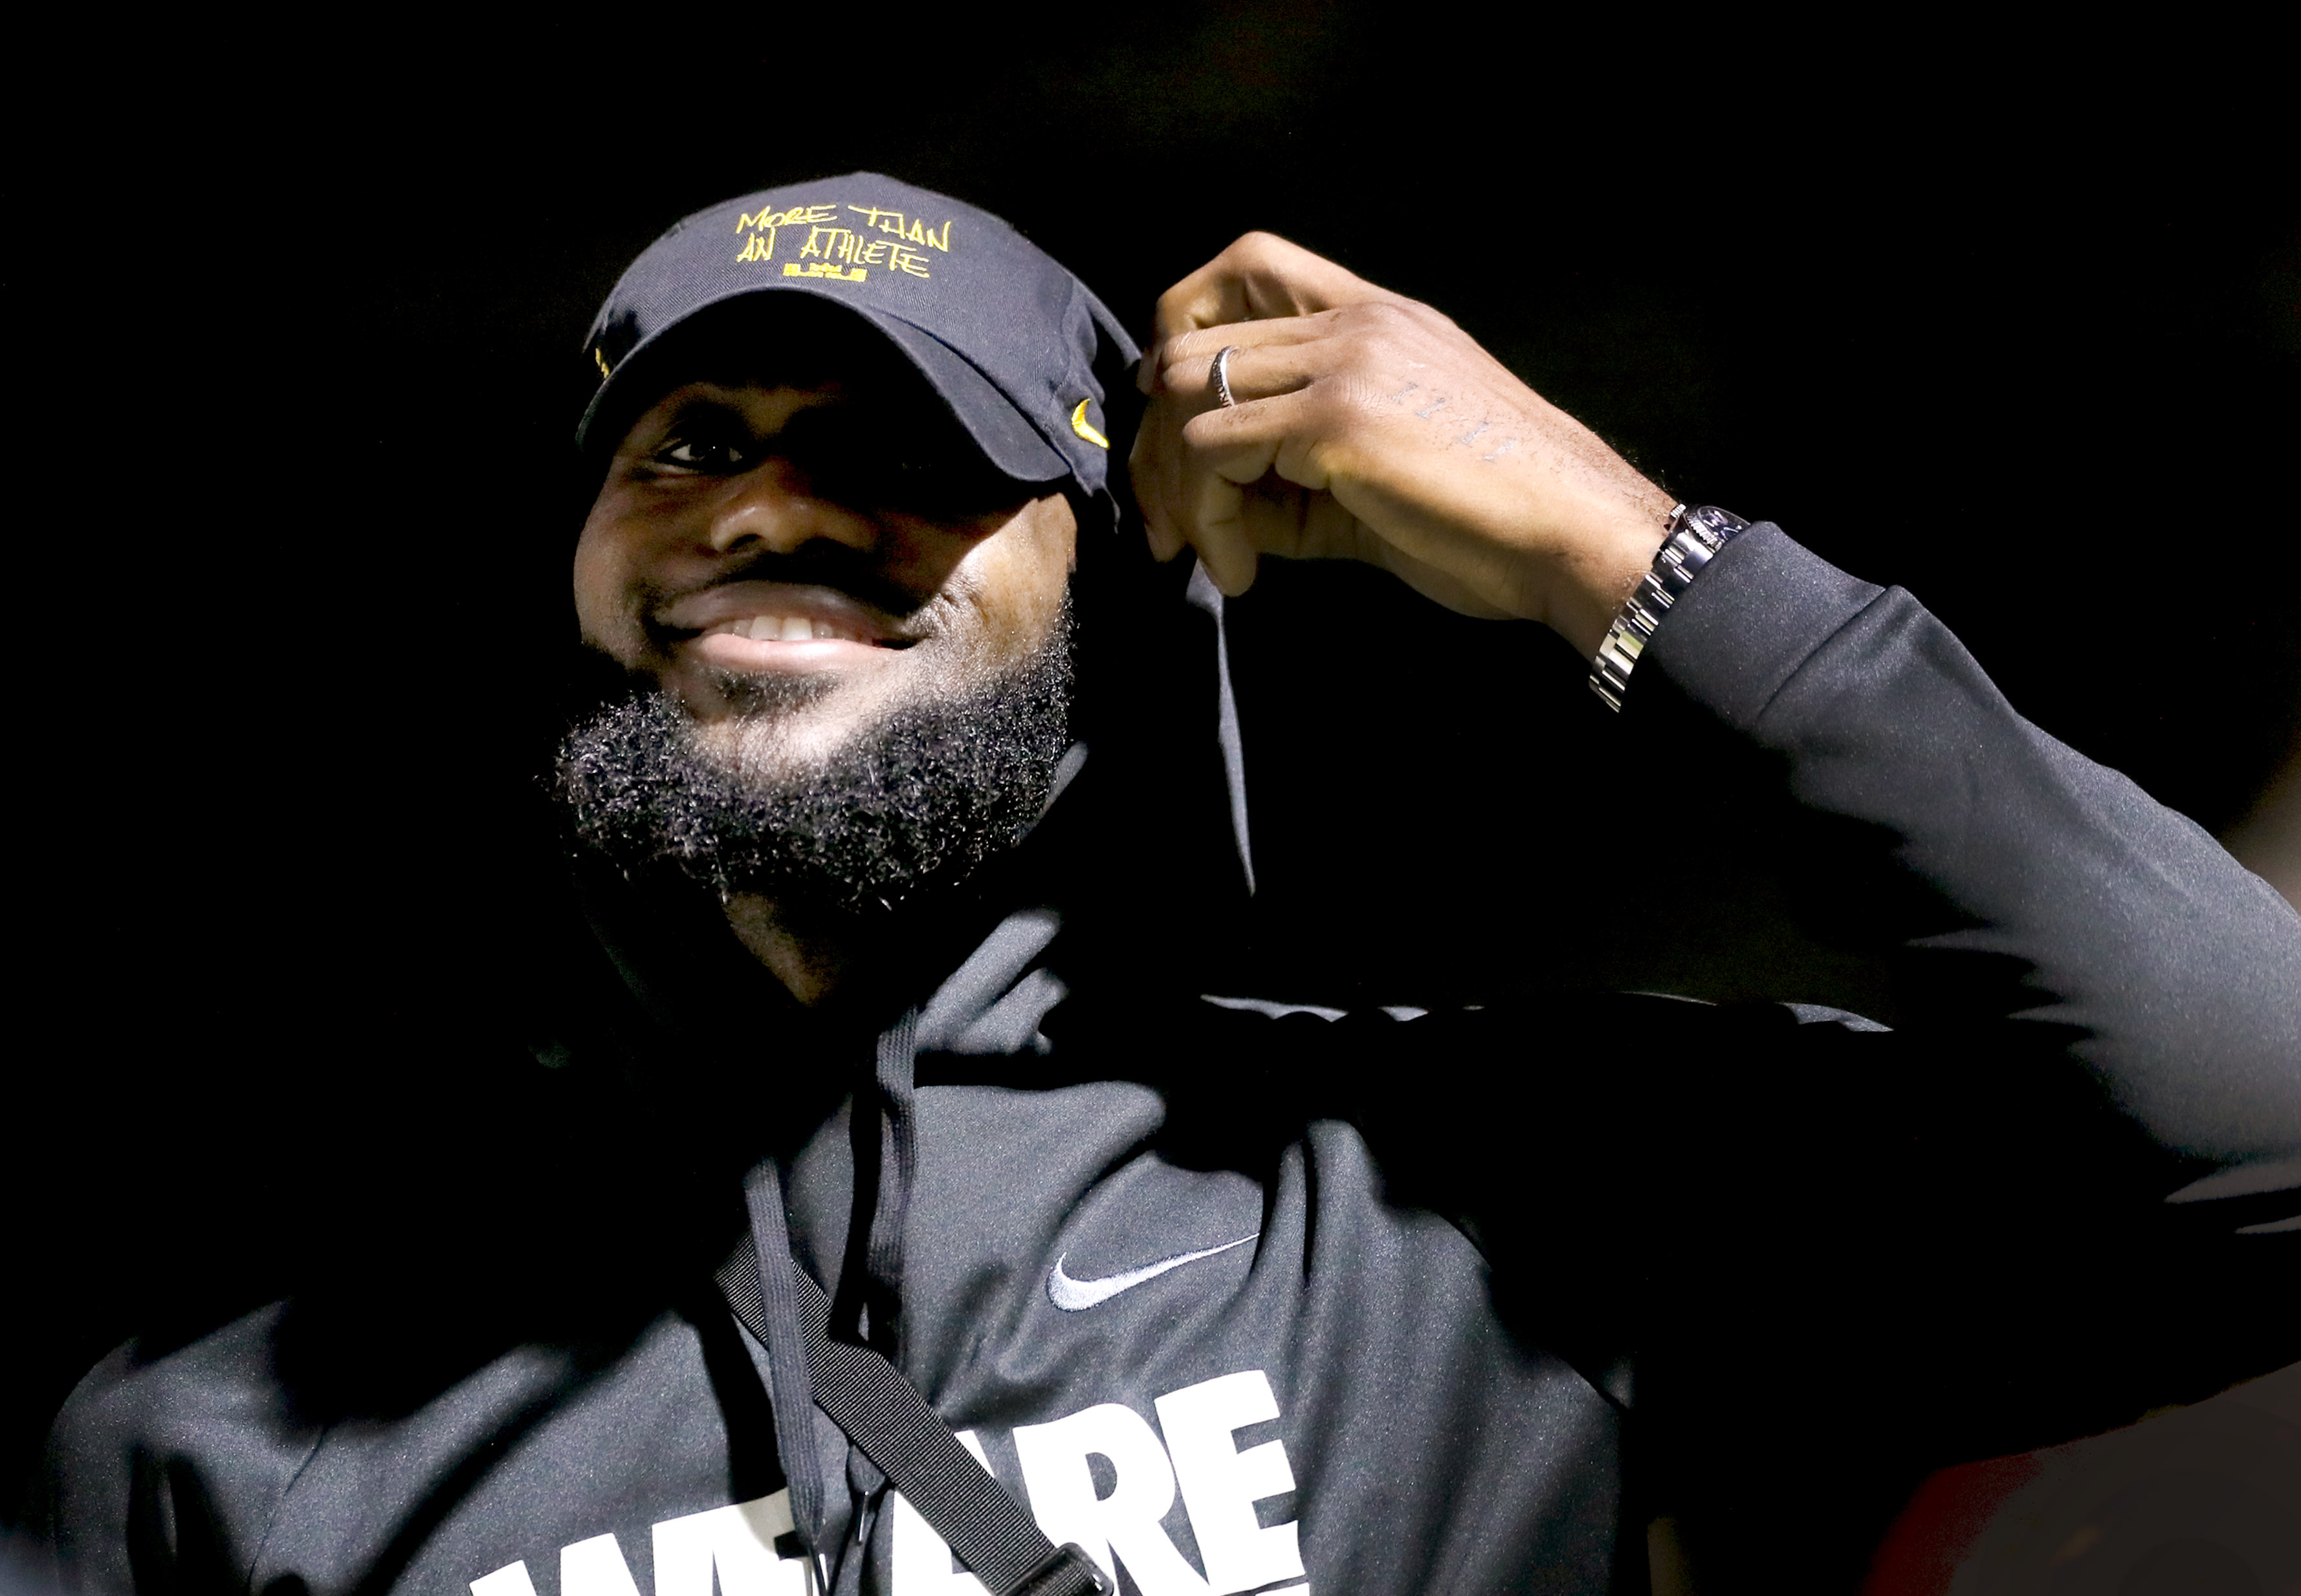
685, 697, 890, 783
681, 664, 846, 718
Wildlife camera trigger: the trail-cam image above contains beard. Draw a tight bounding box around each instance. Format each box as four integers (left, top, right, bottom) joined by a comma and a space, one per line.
554, 596, 1074, 915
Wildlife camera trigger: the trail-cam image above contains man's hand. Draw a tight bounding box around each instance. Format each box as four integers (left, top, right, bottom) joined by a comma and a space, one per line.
1130, 233, 1679, 658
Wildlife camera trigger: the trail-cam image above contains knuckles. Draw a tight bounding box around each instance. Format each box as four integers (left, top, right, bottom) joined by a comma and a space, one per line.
1294, 381, 1362, 433
1147, 300, 1446, 393
1330, 297, 1455, 342
1211, 230, 1303, 274
1337, 299, 1414, 331
1149, 328, 1219, 385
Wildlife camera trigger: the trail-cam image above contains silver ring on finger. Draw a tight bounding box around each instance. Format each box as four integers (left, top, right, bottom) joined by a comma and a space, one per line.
1210, 345, 1240, 409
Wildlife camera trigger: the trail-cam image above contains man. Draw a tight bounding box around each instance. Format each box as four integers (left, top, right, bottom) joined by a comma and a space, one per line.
33, 174, 2301, 1595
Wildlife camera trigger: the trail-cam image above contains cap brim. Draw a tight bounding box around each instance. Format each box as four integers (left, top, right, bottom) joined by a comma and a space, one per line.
576, 283, 1070, 484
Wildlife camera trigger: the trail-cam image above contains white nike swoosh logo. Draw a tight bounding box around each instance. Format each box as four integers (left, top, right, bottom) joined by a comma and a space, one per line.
1046, 1234, 1260, 1312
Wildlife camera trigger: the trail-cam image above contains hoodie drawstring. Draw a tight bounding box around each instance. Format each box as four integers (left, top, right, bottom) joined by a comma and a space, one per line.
742, 1158, 826, 1570
830, 1009, 921, 1359
753, 1008, 923, 1591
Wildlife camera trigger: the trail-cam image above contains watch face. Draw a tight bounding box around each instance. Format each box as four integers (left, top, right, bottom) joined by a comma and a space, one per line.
1686, 505, 1750, 543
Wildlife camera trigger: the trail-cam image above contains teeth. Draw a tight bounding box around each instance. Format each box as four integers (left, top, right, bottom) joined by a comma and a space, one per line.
707, 614, 864, 644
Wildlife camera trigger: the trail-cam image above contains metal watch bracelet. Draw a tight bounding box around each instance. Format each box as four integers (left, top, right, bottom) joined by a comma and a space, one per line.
1588, 503, 1751, 712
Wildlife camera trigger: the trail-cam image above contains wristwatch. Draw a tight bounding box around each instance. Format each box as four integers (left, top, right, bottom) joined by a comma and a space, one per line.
1588, 503, 1750, 711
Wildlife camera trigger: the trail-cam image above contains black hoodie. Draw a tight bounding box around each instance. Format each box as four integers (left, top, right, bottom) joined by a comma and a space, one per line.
31, 524, 2301, 1595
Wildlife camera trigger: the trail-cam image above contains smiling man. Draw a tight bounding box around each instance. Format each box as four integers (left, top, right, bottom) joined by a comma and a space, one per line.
556, 298, 1090, 999
32, 175, 2301, 1596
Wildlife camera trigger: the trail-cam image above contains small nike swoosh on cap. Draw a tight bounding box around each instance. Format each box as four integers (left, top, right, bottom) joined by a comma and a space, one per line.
1070, 399, 1109, 449
1046, 1234, 1259, 1312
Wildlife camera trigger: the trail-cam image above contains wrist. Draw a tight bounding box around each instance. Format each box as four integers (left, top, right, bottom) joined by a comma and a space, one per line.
1544, 492, 1675, 658
1588, 503, 1752, 711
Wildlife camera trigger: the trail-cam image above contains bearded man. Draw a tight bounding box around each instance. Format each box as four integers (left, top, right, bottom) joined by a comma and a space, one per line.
32, 175, 2301, 1596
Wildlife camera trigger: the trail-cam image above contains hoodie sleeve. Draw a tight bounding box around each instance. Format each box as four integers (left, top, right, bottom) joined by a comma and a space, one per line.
28, 1308, 323, 1596
1535, 525, 2301, 1457
1632, 523, 2300, 1207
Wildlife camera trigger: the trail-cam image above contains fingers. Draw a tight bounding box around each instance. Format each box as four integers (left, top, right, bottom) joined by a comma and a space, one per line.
1180, 398, 1316, 596
1163, 396, 1512, 617
1151, 232, 1402, 335
1137, 309, 1328, 404
1152, 382, 1341, 593
1170, 424, 1322, 596
1187, 474, 1258, 596
1134, 340, 1328, 587
1140, 234, 1415, 391
1167, 329, 1319, 410
1129, 233, 1673, 633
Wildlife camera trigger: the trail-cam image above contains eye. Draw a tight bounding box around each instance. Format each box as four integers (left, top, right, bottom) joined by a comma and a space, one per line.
641, 403, 762, 476
654, 432, 753, 474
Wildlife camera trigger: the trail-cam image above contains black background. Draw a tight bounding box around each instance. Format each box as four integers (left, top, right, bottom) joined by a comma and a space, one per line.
7, 6, 2296, 1569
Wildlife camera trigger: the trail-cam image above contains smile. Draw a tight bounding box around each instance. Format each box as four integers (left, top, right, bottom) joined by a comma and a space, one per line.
655, 580, 919, 673
700, 614, 882, 644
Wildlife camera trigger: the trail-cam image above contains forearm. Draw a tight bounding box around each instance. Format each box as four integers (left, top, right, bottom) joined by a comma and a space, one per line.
1132, 230, 2300, 1203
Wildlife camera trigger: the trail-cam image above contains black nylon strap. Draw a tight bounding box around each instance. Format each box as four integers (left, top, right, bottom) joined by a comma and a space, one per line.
717, 1243, 1106, 1596
739, 1163, 824, 1551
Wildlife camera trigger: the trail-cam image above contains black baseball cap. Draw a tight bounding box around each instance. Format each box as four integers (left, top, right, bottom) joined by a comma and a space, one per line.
577, 174, 1139, 497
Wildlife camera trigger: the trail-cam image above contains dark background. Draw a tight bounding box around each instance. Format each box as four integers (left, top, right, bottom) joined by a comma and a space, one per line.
7, 6, 2296, 1575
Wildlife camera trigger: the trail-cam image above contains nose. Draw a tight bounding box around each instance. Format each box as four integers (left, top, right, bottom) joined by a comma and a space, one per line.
705, 463, 877, 559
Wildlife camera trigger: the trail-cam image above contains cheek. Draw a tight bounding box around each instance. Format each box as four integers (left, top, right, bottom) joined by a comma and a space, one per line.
571, 517, 637, 655
962, 501, 1076, 653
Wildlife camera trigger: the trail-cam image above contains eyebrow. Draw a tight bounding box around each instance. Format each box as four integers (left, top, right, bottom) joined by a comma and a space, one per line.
656, 393, 755, 430
676, 374, 851, 403
644, 388, 854, 442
